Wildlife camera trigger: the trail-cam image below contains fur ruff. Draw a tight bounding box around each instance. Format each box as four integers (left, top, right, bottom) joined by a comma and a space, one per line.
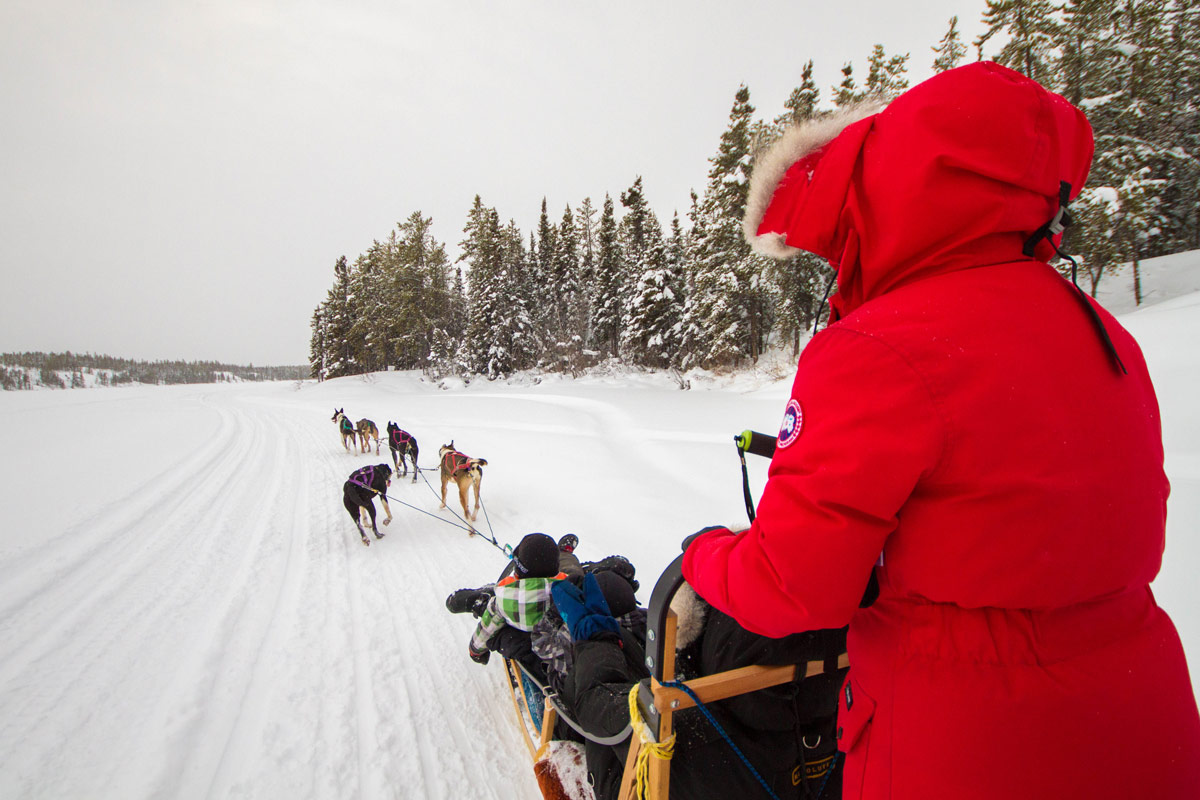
671, 583, 709, 651
743, 101, 886, 259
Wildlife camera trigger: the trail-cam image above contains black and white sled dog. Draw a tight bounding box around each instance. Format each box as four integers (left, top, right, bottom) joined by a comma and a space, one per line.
343, 463, 393, 546
386, 422, 420, 482
332, 408, 357, 452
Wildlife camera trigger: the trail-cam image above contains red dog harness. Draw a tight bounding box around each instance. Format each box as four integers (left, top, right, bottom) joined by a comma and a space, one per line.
391, 428, 413, 448
442, 450, 473, 475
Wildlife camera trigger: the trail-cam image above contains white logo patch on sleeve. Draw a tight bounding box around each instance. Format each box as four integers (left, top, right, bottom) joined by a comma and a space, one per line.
778, 398, 804, 448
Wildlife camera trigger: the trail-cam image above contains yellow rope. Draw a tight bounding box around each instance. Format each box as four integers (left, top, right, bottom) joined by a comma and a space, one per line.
627, 683, 675, 800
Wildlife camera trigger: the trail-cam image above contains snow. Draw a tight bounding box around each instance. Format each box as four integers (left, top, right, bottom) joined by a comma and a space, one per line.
2, 255, 1199, 798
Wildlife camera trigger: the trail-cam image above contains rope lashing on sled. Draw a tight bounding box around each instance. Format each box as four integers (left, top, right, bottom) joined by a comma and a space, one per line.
657, 679, 783, 800
627, 684, 676, 800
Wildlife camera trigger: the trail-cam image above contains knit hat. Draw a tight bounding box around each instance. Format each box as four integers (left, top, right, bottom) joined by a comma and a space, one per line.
594, 570, 637, 618
513, 533, 560, 579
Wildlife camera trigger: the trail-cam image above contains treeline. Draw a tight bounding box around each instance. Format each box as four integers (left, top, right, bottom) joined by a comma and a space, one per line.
1, 351, 307, 390
310, 1, 1199, 380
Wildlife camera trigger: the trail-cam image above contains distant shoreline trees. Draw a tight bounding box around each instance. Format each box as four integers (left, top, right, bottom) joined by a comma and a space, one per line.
311, 1, 1198, 381
0, 351, 306, 390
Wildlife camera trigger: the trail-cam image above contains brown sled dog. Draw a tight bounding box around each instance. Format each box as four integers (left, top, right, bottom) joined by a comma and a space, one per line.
356, 419, 380, 454
438, 441, 488, 525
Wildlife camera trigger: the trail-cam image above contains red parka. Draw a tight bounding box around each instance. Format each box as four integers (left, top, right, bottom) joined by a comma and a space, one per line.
682, 62, 1200, 799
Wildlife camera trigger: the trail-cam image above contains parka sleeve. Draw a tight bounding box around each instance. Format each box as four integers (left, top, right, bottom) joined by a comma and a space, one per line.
682, 327, 944, 636
469, 596, 505, 655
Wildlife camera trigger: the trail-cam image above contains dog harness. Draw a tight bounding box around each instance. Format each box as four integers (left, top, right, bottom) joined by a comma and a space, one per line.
350, 465, 377, 490
391, 428, 413, 448
442, 450, 474, 475
340, 417, 355, 435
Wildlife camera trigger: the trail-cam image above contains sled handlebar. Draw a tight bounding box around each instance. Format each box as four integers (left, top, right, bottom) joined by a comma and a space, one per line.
736, 429, 777, 459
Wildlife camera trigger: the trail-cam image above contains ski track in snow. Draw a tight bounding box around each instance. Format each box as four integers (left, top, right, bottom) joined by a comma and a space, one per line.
3, 323, 1197, 800
0, 386, 544, 799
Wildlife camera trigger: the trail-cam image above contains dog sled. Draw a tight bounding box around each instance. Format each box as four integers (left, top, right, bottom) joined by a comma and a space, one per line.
499, 430, 849, 800
502, 553, 849, 800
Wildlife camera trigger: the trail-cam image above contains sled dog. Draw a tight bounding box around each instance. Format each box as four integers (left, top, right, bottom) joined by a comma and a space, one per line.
439, 441, 488, 526
332, 409, 357, 452
386, 422, 420, 482
343, 463, 393, 546
356, 419, 380, 455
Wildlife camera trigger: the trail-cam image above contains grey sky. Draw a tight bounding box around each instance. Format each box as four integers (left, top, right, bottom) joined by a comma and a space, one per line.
1, 1, 985, 366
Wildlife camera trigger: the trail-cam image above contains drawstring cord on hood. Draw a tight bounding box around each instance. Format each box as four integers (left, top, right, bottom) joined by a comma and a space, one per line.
813, 267, 839, 331
1023, 181, 1127, 377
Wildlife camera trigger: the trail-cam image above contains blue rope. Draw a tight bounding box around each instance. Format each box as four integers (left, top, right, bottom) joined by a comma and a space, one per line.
811, 751, 840, 799
660, 679, 782, 800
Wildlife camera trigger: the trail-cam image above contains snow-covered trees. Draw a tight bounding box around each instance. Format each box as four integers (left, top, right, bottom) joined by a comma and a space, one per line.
308, 217, 457, 378
975, 0, 1060, 83
933, 16, 968, 72
312, 6, 1200, 377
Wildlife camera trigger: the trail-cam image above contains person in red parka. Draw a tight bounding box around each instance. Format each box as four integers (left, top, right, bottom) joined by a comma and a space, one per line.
681, 61, 1200, 799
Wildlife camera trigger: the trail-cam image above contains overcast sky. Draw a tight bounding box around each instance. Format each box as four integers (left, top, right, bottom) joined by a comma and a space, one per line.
1, 1, 987, 366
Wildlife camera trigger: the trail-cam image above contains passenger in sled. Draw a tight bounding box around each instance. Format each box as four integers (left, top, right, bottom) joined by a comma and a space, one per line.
554, 569, 847, 800
451, 533, 847, 800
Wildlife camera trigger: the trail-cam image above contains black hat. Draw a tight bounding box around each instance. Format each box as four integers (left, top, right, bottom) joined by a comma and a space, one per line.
513, 533, 559, 579
557, 534, 579, 553
594, 570, 637, 618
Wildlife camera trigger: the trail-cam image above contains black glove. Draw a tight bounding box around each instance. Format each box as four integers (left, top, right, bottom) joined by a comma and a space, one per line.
584, 554, 640, 592
682, 525, 728, 553
446, 587, 493, 616
469, 646, 490, 665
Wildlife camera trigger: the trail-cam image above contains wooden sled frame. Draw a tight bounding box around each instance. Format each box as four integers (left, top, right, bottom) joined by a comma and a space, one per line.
501, 655, 559, 763
496, 554, 847, 800
616, 554, 849, 800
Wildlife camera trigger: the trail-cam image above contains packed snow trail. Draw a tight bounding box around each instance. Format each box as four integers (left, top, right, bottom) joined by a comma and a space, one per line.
0, 374, 785, 799
1, 320, 1197, 799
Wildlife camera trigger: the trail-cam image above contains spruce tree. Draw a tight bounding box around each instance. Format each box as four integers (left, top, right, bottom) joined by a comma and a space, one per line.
685, 85, 764, 368
622, 212, 682, 366
975, 0, 1060, 83
832, 63, 862, 106
592, 195, 624, 356
322, 255, 357, 378
553, 203, 587, 369
464, 205, 506, 376
309, 305, 327, 379
865, 44, 910, 98
575, 196, 599, 347
532, 198, 558, 354
775, 61, 820, 128
933, 16, 968, 72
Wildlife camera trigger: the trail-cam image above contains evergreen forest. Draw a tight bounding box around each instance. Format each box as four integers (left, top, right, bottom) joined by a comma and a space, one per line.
310, 1, 1200, 381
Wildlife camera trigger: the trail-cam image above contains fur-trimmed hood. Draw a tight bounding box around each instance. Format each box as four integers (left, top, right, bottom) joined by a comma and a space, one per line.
743, 62, 1094, 319
744, 101, 884, 259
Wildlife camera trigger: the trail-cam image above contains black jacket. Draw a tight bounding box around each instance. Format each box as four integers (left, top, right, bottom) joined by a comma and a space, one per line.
565, 591, 847, 800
